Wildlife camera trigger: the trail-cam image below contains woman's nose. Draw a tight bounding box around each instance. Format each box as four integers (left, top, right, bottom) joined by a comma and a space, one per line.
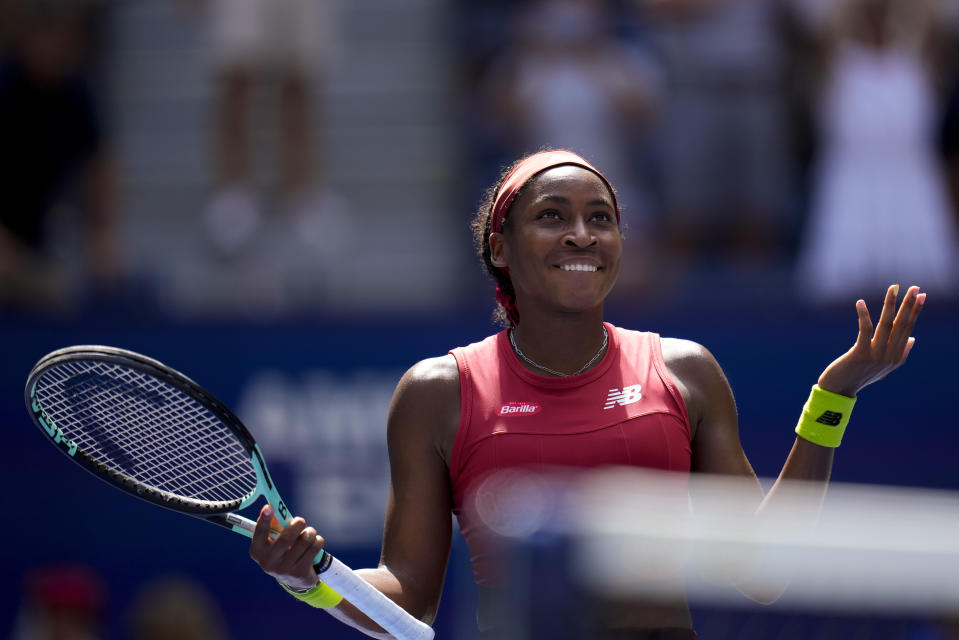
564, 217, 596, 247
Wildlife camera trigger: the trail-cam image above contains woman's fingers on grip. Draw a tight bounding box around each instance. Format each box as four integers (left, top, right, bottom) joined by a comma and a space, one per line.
266, 517, 308, 561
290, 526, 326, 567
249, 506, 306, 559
265, 522, 317, 574
247, 507, 323, 588
274, 523, 323, 581
250, 505, 277, 550
249, 505, 282, 569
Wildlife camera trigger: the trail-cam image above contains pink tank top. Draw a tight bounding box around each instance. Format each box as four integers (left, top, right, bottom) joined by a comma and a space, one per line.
449, 323, 692, 587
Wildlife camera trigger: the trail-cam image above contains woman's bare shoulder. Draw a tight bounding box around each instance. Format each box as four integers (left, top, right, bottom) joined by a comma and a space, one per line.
399, 354, 460, 392
660, 337, 719, 375
389, 354, 461, 464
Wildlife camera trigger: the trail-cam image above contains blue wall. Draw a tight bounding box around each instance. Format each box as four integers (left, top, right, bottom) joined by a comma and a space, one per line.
2, 301, 955, 638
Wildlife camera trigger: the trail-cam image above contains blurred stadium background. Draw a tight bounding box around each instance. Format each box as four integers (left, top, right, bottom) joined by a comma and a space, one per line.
2, 0, 959, 637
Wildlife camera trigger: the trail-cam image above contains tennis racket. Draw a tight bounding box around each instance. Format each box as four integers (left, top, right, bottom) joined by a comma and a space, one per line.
24, 345, 434, 640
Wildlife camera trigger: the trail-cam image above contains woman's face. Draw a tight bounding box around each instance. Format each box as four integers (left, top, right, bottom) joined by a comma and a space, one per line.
491, 165, 622, 316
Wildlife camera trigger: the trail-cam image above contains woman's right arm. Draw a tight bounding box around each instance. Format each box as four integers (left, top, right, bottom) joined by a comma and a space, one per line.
250, 355, 461, 638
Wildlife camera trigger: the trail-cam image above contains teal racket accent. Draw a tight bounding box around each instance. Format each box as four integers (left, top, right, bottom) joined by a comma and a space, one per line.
232, 443, 328, 568
25, 345, 432, 640
29, 380, 79, 457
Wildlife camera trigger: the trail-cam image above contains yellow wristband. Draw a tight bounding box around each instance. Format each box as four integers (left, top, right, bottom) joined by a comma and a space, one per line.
279, 580, 344, 609
794, 384, 856, 448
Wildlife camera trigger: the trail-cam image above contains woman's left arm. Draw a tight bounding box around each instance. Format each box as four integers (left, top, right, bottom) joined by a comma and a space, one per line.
766, 284, 924, 494
680, 284, 924, 483
670, 284, 925, 600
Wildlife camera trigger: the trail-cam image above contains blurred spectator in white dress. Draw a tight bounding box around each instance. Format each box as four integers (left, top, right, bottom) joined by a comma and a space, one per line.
794, 0, 958, 303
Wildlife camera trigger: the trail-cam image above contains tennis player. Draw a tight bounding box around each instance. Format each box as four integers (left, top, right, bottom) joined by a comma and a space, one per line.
249, 149, 925, 639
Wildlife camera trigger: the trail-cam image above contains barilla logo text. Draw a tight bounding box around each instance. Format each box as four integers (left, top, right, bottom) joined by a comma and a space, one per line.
499, 402, 541, 417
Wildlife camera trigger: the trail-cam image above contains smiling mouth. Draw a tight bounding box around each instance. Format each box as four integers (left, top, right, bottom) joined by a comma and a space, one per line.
557, 264, 600, 272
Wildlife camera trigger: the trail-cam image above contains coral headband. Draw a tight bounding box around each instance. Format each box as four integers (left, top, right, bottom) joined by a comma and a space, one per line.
490, 149, 619, 235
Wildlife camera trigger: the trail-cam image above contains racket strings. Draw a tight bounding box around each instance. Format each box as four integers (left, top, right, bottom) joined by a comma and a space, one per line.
34, 360, 258, 506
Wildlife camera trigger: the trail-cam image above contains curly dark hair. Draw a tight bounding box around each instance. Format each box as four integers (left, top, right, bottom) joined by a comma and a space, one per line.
470, 150, 620, 327
470, 156, 528, 327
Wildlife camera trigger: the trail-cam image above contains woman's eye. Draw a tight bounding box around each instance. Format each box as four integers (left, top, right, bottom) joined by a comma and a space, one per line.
539, 210, 560, 219
593, 212, 613, 222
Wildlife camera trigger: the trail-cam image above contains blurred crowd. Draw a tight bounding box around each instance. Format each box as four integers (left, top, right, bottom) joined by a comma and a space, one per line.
11, 563, 231, 640
1, 0, 958, 316
13, 562, 959, 640
461, 0, 959, 306
0, 0, 119, 312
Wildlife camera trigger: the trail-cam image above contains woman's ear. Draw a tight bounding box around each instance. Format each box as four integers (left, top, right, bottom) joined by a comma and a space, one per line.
490, 232, 508, 268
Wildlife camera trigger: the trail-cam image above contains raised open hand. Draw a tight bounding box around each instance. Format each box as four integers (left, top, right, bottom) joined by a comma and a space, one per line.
818, 285, 925, 397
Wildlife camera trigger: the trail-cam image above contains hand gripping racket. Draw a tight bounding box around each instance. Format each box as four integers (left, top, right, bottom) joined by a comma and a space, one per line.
25, 345, 434, 640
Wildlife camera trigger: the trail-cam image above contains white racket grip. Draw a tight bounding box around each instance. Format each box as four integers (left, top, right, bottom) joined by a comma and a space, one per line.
319, 556, 435, 640
227, 515, 433, 639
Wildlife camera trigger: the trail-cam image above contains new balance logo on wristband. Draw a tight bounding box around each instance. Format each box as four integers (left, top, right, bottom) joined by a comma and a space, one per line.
604, 384, 642, 410
815, 411, 843, 426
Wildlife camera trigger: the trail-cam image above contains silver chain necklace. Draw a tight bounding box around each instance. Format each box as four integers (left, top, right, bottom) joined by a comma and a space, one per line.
509, 326, 608, 377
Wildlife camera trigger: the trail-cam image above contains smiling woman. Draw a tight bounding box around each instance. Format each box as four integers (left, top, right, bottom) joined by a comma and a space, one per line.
248, 148, 926, 640
472, 150, 621, 330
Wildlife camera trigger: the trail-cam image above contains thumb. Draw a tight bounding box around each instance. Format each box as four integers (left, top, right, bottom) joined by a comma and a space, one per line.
255, 504, 283, 537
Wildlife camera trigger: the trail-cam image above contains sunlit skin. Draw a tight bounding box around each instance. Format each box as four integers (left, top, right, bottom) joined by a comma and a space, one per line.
490, 166, 622, 376
247, 159, 926, 637
491, 166, 621, 312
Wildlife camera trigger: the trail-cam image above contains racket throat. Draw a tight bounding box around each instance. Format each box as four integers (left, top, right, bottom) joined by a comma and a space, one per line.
249, 445, 292, 523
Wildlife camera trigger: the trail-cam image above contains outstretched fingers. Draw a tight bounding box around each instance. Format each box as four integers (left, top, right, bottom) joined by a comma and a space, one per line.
903, 336, 917, 363
870, 284, 900, 351
854, 299, 874, 350
864, 284, 924, 366
819, 285, 925, 397
889, 288, 925, 361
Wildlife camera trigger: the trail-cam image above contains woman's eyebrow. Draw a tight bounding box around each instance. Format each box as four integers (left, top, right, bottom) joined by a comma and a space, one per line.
536, 195, 614, 208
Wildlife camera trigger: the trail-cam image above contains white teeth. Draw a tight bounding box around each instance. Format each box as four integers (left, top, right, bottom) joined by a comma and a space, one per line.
560, 264, 598, 272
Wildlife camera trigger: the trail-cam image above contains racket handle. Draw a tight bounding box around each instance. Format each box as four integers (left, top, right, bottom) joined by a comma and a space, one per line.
319, 555, 435, 640
228, 515, 434, 640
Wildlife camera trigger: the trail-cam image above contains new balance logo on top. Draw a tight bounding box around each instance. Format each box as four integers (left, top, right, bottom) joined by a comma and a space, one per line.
815, 411, 843, 426
604, 384, 643, 410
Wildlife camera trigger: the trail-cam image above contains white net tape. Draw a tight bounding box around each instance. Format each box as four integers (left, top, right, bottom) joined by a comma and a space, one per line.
472, 467, 959, 615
